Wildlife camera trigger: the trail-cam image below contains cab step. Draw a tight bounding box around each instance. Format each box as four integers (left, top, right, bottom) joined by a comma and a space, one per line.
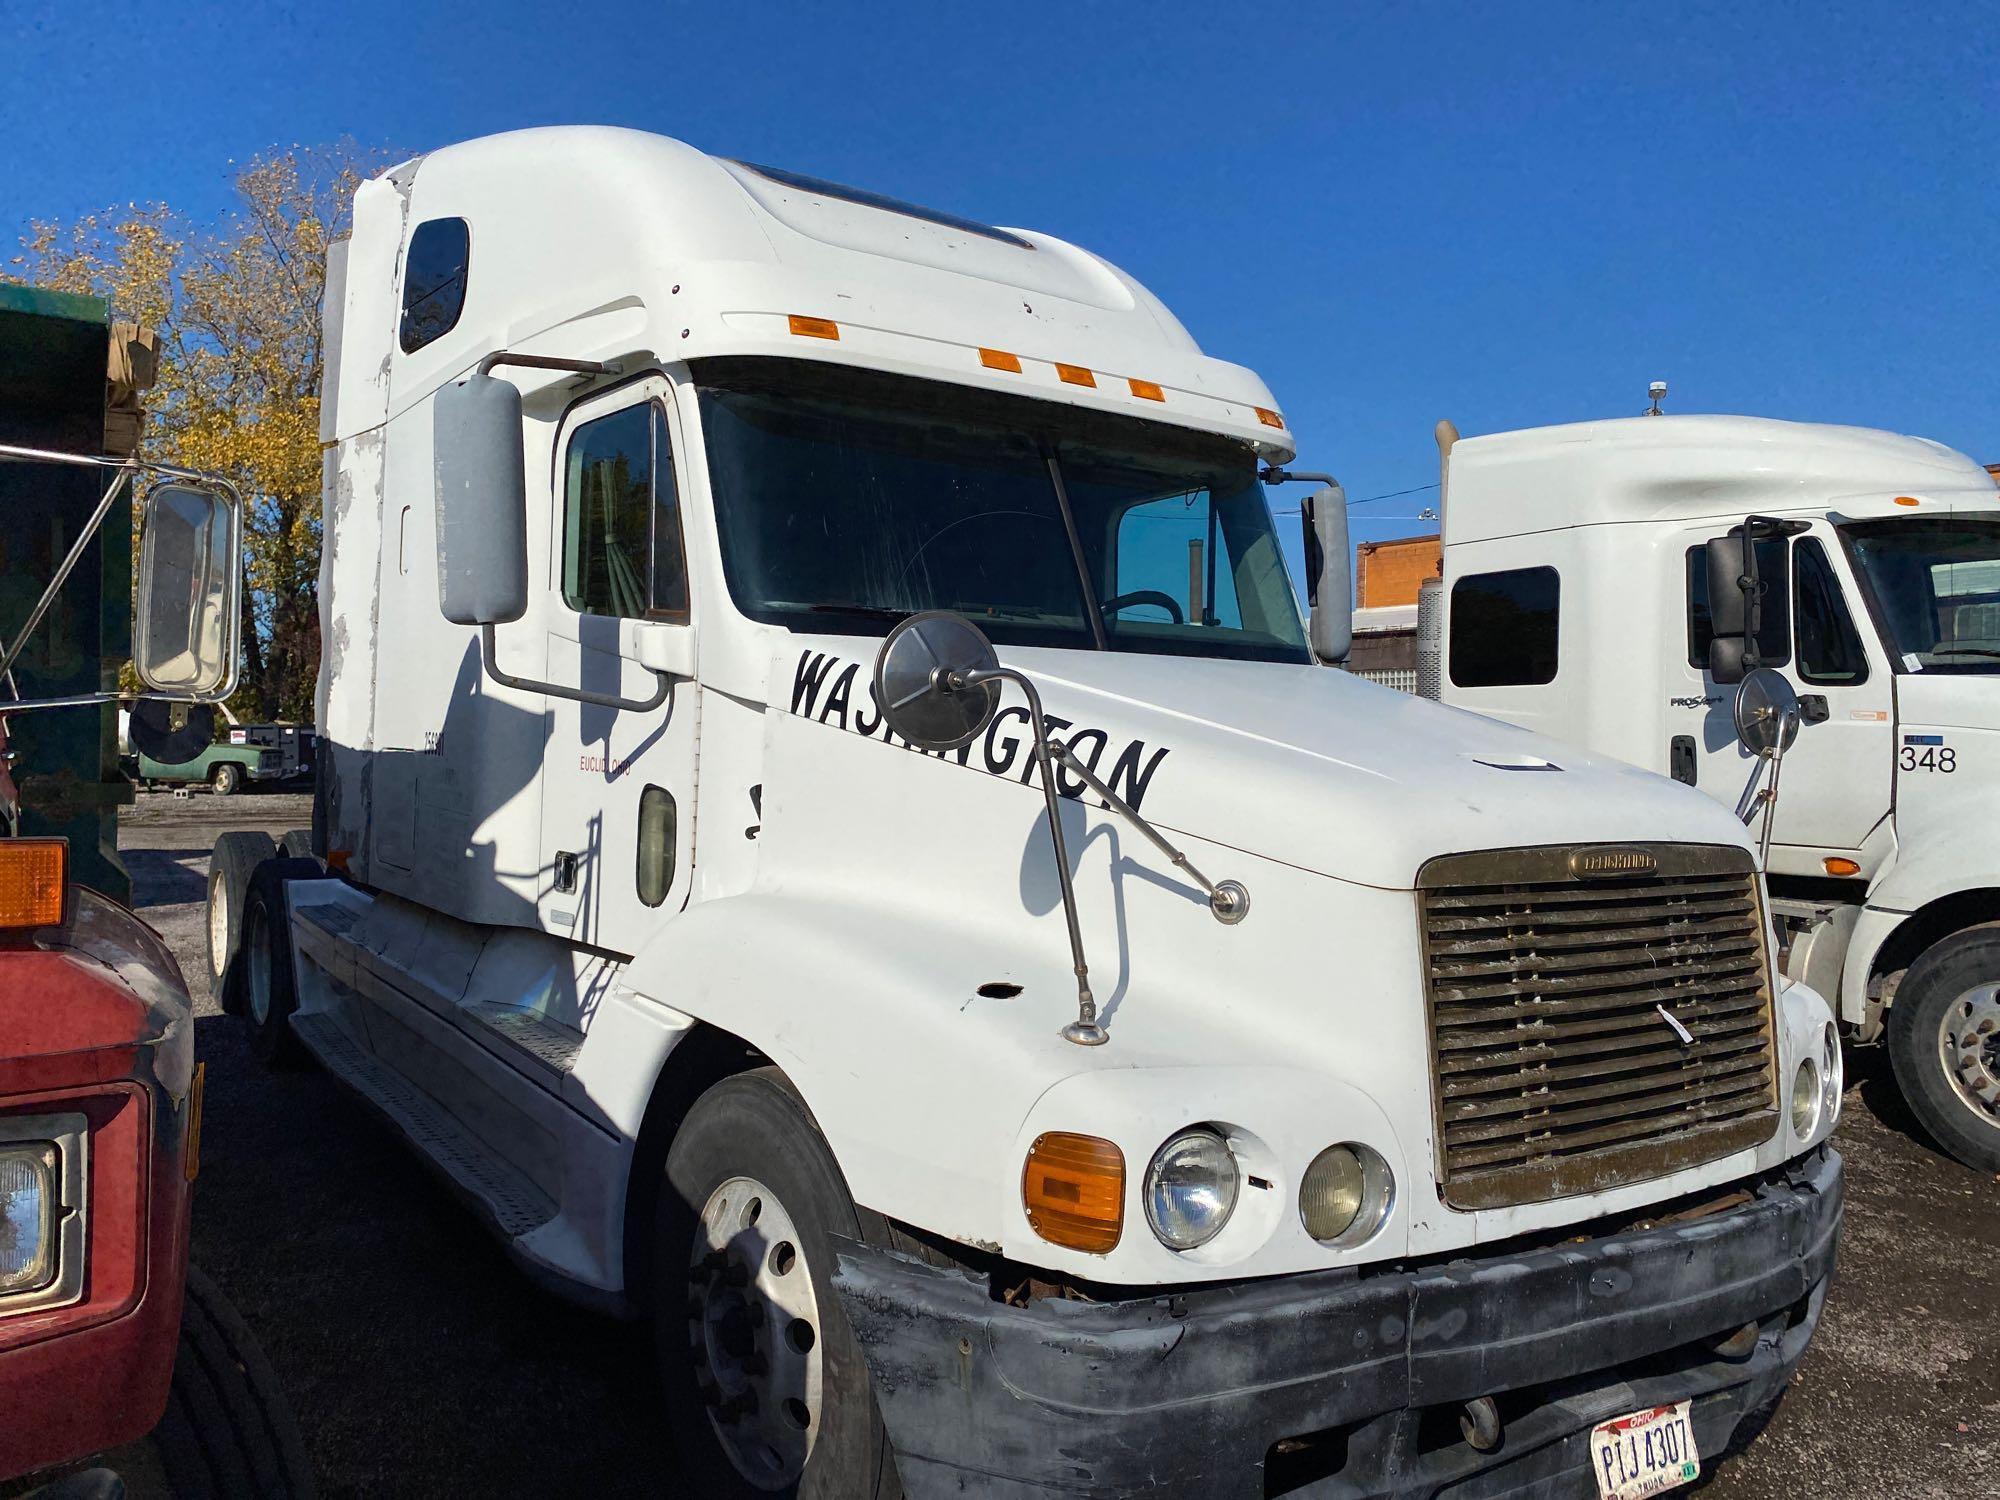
290, 1011, 557, 1237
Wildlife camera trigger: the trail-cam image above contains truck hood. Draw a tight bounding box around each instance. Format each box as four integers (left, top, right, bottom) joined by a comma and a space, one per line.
774, 637, 1753, 888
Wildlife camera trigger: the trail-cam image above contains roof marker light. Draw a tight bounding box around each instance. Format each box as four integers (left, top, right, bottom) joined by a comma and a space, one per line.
1823, 857, 1861, 877
1128, 378, 1165, 402
1892, 495, 1920, 507
1056, 363, 1096, 388
788, 314, 840, 341
979, 348, 1022, 373
1255, 407, 1285, 429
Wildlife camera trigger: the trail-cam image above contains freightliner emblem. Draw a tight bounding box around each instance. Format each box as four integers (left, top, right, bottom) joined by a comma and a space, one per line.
1568, 845, 1658, 879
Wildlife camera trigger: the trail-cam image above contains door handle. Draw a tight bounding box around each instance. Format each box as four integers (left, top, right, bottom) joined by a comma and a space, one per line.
1798, 694, 1829, 724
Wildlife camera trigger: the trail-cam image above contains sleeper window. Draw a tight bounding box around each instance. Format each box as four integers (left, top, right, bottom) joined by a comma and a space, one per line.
399, 218, 470, 354
562, 402, 687, 621
1449, 567, 1559, 687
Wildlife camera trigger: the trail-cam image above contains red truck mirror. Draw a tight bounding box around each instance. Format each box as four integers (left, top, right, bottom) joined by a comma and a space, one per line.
134, 481, 241, 697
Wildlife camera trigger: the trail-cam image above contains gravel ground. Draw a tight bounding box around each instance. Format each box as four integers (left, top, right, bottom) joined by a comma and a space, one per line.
119, 791, 1998, 1499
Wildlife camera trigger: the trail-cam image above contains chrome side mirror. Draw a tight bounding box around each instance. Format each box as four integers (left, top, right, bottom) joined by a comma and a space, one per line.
134, 482, 240, 696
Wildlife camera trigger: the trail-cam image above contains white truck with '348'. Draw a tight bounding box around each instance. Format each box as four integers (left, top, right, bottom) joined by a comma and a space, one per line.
209, 128, 1841, 1499
1424, 413, 2000, 1175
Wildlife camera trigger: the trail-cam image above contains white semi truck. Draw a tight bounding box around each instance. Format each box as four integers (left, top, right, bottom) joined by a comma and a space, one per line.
1426, 413, 2000, 1173
214, 129, 1843, 1498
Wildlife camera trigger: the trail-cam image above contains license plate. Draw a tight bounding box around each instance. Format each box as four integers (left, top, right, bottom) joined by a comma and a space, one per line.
1589, 1401, 1701, 1500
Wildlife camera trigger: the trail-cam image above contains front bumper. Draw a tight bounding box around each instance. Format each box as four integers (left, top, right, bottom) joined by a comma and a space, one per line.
834, 1147, 1842, 1499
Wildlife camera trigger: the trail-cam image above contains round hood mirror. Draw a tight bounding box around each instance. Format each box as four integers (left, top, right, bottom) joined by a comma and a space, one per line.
872, 611, 1002, 751
128, 699, 217, 764
1732, 667, 1800, 758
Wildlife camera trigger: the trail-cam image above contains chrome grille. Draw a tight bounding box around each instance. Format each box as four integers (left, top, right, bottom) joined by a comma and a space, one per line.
1419, 844, 1779, 1210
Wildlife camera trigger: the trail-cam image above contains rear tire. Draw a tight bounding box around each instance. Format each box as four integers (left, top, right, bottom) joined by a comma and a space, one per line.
237, 858, 330, 1068
207, 833, 277, 1009
211, 762, 242, 797
1888, 927, 2000, 1172
656, 1069, 903, 1499
278, 829, 315, 862
153, 1264, 315, 1498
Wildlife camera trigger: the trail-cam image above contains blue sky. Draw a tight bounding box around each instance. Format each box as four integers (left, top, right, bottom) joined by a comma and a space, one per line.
5, 0, 1996, 567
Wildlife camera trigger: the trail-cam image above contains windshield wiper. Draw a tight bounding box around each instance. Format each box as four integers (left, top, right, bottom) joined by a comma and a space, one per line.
1928, 647, 2000, 659
806, 602, 914, 623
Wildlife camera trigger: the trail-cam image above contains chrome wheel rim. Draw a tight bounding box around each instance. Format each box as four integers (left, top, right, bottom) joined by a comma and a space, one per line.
208, 878, 229, 978
246, 905, 273, 1026
1938, 982, 2000, 1127
687, 1175, 822, 1490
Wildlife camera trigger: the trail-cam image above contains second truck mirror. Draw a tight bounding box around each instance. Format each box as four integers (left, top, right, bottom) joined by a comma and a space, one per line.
434, 373, 529, 627
1300, 483, 1352, 665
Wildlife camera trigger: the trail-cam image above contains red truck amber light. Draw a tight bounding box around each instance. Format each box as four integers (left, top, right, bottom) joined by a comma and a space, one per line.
0, 839, 65, 929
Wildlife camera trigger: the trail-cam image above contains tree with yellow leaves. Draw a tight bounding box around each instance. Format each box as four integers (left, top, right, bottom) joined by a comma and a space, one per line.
12, 143, 390, 723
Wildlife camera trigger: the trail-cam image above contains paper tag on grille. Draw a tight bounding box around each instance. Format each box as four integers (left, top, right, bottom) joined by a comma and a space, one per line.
1590, 1402, 1700, 1500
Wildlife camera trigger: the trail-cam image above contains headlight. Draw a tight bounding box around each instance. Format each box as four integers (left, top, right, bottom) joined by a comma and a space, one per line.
0, 1142, 58, 1295
1790, 1056, 1821, 1140
1143, 1128, 1238, 1250
1821, 1024, 1843, 1128
1300, 1143, 1394, 1245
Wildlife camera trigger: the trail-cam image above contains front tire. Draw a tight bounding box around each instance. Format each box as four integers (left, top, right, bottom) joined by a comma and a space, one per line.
153, 1265, 315, 1498
1888, 926, 2000, 1172
211, 762, 242, 796
656, 1069, 901, 1499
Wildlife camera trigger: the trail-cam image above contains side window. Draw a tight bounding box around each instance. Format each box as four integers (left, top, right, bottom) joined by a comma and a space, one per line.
1793, 538, 1868, 685
561, 402, 687, 621
1686, 538, 1790, 669
399, 218, 470, 354
1111, 490, 1243, 629
1449, 566, 1559, 687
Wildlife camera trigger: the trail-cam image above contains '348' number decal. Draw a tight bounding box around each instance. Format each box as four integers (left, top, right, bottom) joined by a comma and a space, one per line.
1900, 745, 1956, 773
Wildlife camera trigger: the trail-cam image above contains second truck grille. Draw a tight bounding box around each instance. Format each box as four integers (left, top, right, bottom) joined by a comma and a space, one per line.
1418, 844, 1779, 1211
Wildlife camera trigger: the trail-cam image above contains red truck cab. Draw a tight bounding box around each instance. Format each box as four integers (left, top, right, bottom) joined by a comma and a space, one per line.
0, 800, 203, 1478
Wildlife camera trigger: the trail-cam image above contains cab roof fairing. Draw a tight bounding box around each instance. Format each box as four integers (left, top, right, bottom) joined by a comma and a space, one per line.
347, 125, 1293, 460
1444, 414, 1991, 546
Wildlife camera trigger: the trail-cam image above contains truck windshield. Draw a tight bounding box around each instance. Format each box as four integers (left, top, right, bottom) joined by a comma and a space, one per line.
1843, 516, 2000, 674
697, 358, 1309, 663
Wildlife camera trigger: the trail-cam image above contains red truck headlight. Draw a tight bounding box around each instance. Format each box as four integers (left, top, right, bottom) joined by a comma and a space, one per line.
0, 1112, 87, 1314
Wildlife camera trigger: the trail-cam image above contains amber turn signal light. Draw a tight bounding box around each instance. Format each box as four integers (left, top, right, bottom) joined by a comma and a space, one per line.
1022, 1132, 1124, 1253
1823, 857, 1861, 877
0, 838, 65, 930
788, 314, 840, 340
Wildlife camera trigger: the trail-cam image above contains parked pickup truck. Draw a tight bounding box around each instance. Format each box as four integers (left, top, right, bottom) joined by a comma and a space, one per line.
212, 128, 1843, 1499
129, 721, 315, 795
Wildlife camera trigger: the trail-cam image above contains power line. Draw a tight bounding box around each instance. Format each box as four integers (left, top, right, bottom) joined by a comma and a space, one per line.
1270, 480, 1439, 517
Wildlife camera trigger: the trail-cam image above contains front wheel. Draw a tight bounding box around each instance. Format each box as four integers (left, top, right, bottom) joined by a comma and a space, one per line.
234, 858, 329, 1068
1888, 926, 2000, 1172
656, 1069, 902, 1499
211, 762, 241, 797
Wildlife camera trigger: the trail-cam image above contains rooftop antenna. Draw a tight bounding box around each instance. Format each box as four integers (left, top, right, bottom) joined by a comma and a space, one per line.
1645, 379, 1668, 417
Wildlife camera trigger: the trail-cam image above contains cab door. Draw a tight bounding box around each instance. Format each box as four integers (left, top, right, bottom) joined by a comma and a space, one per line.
1678, 523, 1893, 857
536, 377, 699, 954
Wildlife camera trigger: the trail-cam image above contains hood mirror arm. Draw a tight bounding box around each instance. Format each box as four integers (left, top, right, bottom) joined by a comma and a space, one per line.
945, 662, 1251, 1049
1041, 738, 1249, 925
951, 663, 1106, 1046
